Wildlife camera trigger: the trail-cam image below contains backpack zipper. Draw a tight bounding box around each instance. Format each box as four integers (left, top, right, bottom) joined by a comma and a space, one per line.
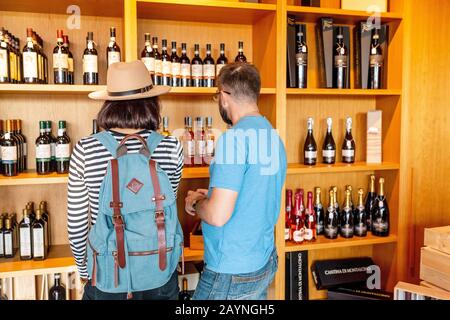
112, 247, 173, 257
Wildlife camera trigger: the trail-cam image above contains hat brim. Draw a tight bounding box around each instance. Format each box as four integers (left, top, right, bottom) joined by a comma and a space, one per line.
88, 85, 171, 101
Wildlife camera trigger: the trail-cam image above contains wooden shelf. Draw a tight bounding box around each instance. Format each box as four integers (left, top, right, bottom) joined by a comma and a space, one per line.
287, 162, 400, 175
0, 245, 204, 276
286, 5, 403, 24
284, 234, 398, 252
137, 0, 276, 24
0, 84, 275, 96
286, 88, 402, 96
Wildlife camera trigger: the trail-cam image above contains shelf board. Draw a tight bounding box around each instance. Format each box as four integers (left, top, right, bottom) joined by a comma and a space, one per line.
287, 162, 400, 175
286, 88, 402, 96
0, 245, 204, 276
0, 84, 275, 96
137, 0, 276, 24
284, 234, 398, 252
0, 167, 210, 186
286, 5, 403, 24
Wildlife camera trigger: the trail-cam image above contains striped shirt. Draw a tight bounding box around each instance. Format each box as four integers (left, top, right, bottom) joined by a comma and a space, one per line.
67, 130, 183, 279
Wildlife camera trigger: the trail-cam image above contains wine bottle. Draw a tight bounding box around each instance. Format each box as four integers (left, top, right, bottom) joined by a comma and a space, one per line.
171, 41, 181, 87
296, 31, 308, 88
235, 41, 247, 63
203, 44, 215, 88
333, 27, 348, 89
0, 29, 11, 83
39, 201, 51, 253
45, 121, 56, 172
291, 191, 305, 244
369, 28, 383, 89
372, 178, 390, 237
354, 188, 368, 237
161, 116, 170, 137
19, 208, 33, 260
365, 174, 377, 231
342, 117, 356, 164
304, 117, 317, 165
324, 189, 338, 239
216, 43, 228, 76
183, 117, 195, 167
180, 43, 191, 87
63, 35, 74, 84
178, 278, 191, 301
141, 33, 154, 77
205, 116, 215, 165
92, 119, 99, 135
53, 29, 69, 84
191, 44, 203, 87
161, 39, 172, 86
332, 186, 340, 231
0, 216, 5, 258
4, 32, 16, 84
12, 119, 24, 173
15, 37, 22, 84
107, 27, 121, 67
345, 185, 354, 210
55, 120, 71, 174
1, 120, 18, 177
152, 37, 162, 85
32, 208, 47, 260
285, 189, 293, 241
26, 202, 36, 221
22, 28, 38, 84
314, 187, 325, 236
195, 117, 206, 167
340, 189, 354, 238
3, 216, 14, 258
0, 278, 8, 300
304, 191, 317, 242
322, 117, 336, 164
49, 274, 66, 300
35, 121, 52, 175
83, 32, 98, 85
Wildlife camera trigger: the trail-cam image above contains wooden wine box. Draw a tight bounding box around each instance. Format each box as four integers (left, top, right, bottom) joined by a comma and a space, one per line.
394, 282, 450, 300
424, 226, 450, 255
420, 247, 450, 292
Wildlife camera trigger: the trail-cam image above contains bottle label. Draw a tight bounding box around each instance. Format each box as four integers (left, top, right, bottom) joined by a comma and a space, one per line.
293, 230, 304, 243
9, 52, 16, 80
296, 53, 308, 66
142, 57, 155, 73
155, 59, 162, 75
342, 149, 355, 157
207, 139, 214, 156
355, 224, 367, 235
216, 63, 226, 76
284, 228, 290, 241
20, 228, 32, 257
370, 54, 383, 67
184, 140, 195, 157
322, 150, 335, 158
171, 62, 181, 77
341, 225, 354, 237
372, 220, 389, 233
51, 142, 56, 158
4, 233, 12, 255
304, 228, 313, 241
324, 226, 338, 238
162, 60, 172, 75
36, 144, 51, 162
305, 151, 317, 159
0, 233, 3, 255
203, 64, 215, 79
53, 53, 69, 69
1, 146, 17, 163
83, 55, 98, 73
33, 228, 44, 258
0, 49, 8, 77
181, 64, 191, 78
334, 55, 348, 68
197, 140, 206, 156
56, 143, 71, 160
108, 52, 121, 66
316, 223, 324, 235
191, 65, 203, 79
23, 52, 38, 78
68, 58, 74, 72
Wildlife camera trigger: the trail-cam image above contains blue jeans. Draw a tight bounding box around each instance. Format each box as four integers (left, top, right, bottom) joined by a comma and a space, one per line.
193, 249, 278, 300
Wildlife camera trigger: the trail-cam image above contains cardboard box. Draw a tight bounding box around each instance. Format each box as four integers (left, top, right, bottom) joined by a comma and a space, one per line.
367, 110, 383, 163
328, 287, 393, 300
341, 0, 387, 13
424, 226, 450, 255
285, 251, 309, 300
420, 247, 450, 291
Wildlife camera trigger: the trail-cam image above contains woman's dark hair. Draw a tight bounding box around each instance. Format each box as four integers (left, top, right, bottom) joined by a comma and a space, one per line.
97, 97, 161, 130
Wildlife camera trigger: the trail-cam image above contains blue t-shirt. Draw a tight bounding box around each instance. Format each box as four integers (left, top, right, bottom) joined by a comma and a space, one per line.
203, 116, 287, 274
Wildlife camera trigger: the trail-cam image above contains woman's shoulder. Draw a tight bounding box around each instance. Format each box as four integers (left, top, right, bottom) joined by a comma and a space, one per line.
73, 135, 105, 152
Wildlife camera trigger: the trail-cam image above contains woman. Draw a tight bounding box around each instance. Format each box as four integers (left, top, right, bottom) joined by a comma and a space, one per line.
67, 61, 183, 300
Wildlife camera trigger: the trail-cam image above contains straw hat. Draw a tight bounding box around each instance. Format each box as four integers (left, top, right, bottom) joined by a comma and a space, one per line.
88, 60, 171, 101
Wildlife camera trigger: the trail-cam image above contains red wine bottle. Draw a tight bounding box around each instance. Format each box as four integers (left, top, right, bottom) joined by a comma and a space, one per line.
191, 44, 203, 87
107, 27, 121, 68
49, 274, 66, 300
216, 43, 228, 76
83, 32, 98, 85
235, 41, 247, 63
53, 29, 68, 84
203, 44, 215, 88
171, 41, 181, 87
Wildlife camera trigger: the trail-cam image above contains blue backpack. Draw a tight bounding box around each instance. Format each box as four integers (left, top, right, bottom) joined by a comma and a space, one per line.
86, 131, 184, 299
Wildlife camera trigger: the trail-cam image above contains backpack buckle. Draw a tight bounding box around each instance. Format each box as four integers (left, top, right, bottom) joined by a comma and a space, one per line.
110, 201, 123, 209
152, 195, 166, 202
155, 210, 165, 222
113, 215, 125, 226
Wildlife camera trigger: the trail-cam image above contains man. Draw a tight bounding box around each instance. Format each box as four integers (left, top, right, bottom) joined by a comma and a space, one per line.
185, 63, 287, 300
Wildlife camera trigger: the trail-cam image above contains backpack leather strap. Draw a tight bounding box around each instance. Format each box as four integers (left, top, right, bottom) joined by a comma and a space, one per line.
149, 160, 167, 271
110, 159, 126, 269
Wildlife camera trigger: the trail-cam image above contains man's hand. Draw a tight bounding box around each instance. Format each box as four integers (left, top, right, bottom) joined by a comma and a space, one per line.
185, 190, 207, 217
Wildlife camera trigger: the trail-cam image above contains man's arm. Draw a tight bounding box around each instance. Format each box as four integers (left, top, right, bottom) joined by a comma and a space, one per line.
194, 188, 238, 227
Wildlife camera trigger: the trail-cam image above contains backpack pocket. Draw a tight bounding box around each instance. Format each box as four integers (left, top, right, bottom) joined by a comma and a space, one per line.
86, 240, 108, 289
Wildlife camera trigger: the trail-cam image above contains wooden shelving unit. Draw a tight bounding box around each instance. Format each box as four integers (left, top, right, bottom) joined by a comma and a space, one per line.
0, 0, 408, 301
